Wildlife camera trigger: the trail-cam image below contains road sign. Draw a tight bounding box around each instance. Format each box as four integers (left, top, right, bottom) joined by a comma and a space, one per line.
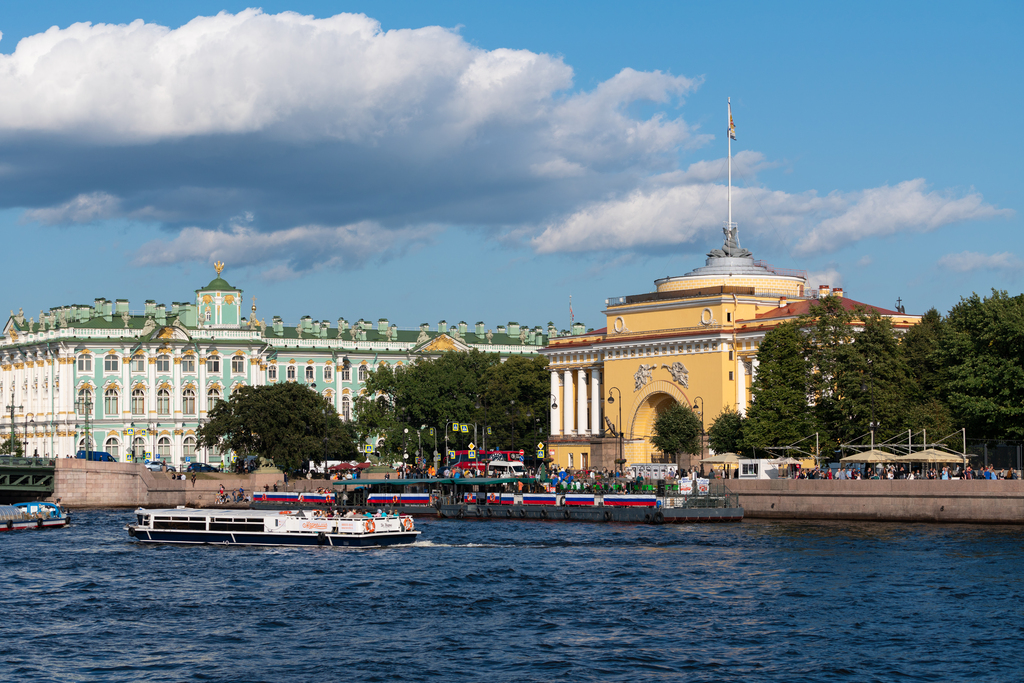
460, 424, 468, 433
468, 442, 475, 451
486, 426, 492, 435
537, 442, 544, 450
519, 449, 525, 456
138, 429, 148, 437
124, 428, 134, 437
447, 449, 455, 459
468, 450, 476, 460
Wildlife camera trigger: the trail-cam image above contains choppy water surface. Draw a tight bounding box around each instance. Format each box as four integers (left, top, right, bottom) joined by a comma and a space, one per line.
2, 510, 1022, 682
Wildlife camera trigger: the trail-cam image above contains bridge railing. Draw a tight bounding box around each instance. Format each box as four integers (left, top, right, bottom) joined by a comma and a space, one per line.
0, 456, 56, 468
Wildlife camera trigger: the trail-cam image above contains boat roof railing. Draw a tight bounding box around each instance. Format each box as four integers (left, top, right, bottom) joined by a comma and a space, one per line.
332, 477, 538, 488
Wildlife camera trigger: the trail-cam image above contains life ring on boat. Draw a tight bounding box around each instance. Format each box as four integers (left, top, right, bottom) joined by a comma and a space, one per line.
278, 511, 290, 515
402, 518, 413, 531
364, 520, 375, 534
604, 510, 612, 522
317, 532, 327, 545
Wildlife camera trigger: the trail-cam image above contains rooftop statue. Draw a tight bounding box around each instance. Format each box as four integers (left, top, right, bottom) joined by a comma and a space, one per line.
707, 224, 752, 259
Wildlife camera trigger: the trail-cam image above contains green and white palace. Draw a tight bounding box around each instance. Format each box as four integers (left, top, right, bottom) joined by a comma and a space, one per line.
1, 263, 549, 467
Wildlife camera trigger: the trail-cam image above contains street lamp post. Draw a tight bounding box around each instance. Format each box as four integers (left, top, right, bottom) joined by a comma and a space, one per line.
693, 396, 705, 474
76, 394, 94, 459
6, 389, 23, 456
606, 386, 623, 473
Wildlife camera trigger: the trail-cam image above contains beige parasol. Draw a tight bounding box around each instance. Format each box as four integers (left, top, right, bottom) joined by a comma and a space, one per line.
894, 448, 970, 463
700, 453, 742, 464
839, 449, 897, 463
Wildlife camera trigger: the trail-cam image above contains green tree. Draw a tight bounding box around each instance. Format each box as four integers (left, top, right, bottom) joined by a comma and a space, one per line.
707, 407, 746, 454
744, 321, 815, 449
802, 295, 862, 452
481, 355, 551, 453
651, 402, 702, 459
1, 436, 24, 457
937, 289, 1024, 439
197, 382, 358, 472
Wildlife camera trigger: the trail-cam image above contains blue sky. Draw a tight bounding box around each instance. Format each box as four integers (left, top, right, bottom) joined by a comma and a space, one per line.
0, 1, 1020, 332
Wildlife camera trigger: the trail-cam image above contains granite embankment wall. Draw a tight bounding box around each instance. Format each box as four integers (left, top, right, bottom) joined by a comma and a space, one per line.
49, 459, 289, 508
728, 479, 1024, 524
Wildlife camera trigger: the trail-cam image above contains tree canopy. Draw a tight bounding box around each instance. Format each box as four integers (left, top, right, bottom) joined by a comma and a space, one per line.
707, 407, 745, 454
196, 382, 359, 472
651, 403, 702, 459
353, 350, 550, 461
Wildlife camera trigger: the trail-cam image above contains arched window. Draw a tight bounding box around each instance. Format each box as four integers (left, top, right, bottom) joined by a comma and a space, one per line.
181, 355, 196, 373
104, 354, 119, 372
268, 365, 278, 381
104, 387, 119, 416
305, 365, 314, 381
206, 355, 221, 373
131, 388, 145, 415
342, 365, 351, 382
341, 395, 351, 421
183, 436, 196, 461
77, 436, 95, 452
207, 387, 222, 406
76, 388, 94, 416
324, 364, 333, 382
287, 366, 296, 381
104, 436, 120, 460
156, 355, 171, 373
358, 365, 367, 382
132, 437, 146, 461
157, 388, 170, 416
232, 356, 245, 374
77, 354, 92, 373
157, 436, 171, 459
182, 389, 196, 416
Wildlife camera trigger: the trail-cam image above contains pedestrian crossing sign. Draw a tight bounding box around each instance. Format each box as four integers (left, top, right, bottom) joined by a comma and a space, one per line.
460, 424, 468, 433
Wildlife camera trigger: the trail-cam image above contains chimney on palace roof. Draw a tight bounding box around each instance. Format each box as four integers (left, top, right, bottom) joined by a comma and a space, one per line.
778, 296, 787, 308
833, 287, 844, 299
818, 284, 831, 298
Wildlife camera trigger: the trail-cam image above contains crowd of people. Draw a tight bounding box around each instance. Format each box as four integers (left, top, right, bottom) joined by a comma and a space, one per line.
784, 464, 1019, 480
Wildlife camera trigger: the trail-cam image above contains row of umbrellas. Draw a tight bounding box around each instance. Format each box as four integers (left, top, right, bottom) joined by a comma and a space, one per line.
698, 450, 968, 465
699, 453, 801, 465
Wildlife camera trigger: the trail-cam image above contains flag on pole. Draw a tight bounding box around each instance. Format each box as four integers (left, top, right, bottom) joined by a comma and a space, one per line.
728, 98, 736, 140
569, 295, 574, 324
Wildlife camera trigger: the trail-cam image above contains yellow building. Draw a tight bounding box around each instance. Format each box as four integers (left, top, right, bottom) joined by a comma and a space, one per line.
540, 235, 921, 471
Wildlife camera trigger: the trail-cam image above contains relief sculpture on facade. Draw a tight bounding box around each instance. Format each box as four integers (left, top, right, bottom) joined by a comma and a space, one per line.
634, 363, 655, 391
660, 361, 689, 388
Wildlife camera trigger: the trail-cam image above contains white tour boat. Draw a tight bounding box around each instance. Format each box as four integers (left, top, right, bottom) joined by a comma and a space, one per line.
126, 507, 419, 547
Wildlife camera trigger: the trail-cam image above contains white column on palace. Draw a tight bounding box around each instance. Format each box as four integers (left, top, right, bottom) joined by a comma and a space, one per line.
576, 368, 588, 436
562, 369, 574, 435
590, 368, 601, 436
736, 355, 745, 416
550, 371, 560, 436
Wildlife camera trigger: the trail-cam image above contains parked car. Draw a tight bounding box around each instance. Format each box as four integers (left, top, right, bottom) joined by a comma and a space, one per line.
145, 460, 176, 472
75, 450, 117, 462
186, 462, 218, 473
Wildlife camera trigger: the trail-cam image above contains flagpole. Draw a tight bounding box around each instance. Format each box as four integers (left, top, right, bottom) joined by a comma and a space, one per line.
728, 97, 732, 229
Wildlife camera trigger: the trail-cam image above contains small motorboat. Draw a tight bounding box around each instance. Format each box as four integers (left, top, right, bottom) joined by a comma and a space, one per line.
0, 501, 70, 532
126, 507, 419, 547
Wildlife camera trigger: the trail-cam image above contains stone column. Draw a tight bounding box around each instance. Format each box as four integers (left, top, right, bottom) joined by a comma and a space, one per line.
576, 368, 588, 436
550, 371, 560, 436
562, 369, 574, 435
736, 355, 745, 416
590, 368, 601, 436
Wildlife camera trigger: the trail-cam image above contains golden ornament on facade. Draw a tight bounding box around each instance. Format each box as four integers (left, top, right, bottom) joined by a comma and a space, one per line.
214, 261, 225, 276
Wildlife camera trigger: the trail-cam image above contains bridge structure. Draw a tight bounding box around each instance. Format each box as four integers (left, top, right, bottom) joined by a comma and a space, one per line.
0, 456, 56, 503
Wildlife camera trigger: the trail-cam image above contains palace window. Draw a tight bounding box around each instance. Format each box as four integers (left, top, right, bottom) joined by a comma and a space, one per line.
305, 366, 315, 382
182, 389, 196, 416
132, 437, 146, 459
157, 436, 171, 459
231, 356, 245, 374
726, 312, 732, 322
157, 388, 170, 416
104, 354, 120, 373
131, 355, 145, 372
132, 389, 145, 415
341, 396, 351, 421
342, 366, 351, 382
77, 355, 92, 373
207, 356, 220, 373
77, 388, 93, 415
287, 366, 296, 381
729, 351, 734, 361
207, 387, 222, 406
104, 437, 120, 460
729, 371, 734, 381
324, 365, 333, 382
156, 355, 171, 373
268, 365, 278, 381
358, 366, 367, 382
181, 356, 196, 373
183, 436, 196, 460
104, 387, 119, 416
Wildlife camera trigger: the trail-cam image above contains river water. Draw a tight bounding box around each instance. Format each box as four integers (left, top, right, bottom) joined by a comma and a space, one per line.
2, 509, 1022, 682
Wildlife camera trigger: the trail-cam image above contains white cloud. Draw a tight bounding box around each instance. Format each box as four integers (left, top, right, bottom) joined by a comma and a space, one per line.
23, 191, 121, 224
806, 268, 843, 290
937, 251, 1023, 273
132, 221, 440, 277
530, 177, 1010, 255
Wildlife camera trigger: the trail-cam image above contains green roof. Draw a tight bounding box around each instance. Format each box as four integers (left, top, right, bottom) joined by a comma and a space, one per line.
201, 277, 236, 291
